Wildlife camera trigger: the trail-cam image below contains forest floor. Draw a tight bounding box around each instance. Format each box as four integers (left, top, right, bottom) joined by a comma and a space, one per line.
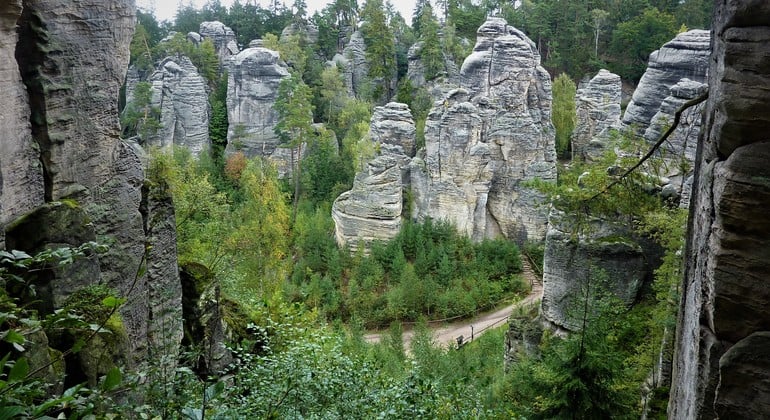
364, 259, 543, 351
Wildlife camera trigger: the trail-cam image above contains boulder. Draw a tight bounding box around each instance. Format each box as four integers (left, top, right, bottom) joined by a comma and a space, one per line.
622, 30, 710, 135
571, 69, 622, 161
199, 21, 239, 64
540, 212, 651, 331
669, 3, 770, 417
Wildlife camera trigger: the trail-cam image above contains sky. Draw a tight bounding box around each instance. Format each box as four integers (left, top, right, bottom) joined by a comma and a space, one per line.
136, 0, 419, 24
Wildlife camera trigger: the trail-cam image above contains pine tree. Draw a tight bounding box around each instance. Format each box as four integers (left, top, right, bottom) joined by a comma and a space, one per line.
274, 75, 315, 215
360, 0, 397, 101
417, 4, 444, 81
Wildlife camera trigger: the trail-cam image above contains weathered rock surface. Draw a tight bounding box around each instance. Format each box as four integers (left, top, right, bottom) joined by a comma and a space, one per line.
571, 69, 622, 161
0, 0, 44, 234
370, 102, 416, 157
622, 30, 710, 134
342, 30, 368, 98
225, 47, 290, 158
406, 41, 460, 88
413, 18, 557, 243
281, 21, 319, 44
669, 3, 770, 418
540, 212, 651, 330
199, 21, 239, 64
5, 0, 181, 372
134, 56, 211, 156
643, 78, 707, 208
332, 103, 415, 250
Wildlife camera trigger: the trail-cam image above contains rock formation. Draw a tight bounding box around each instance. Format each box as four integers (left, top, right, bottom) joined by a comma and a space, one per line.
341, 30, 368, 98
225, 47, 290, 160
0, 0, 44, 247
406, 41, 460, 88
332, 103, 415, 250
643, 78, 707, 208
198, 21, 239, 64
412, 17, 557, 243
540, 213, 653, 331
570, 69, 622, 161
129, 56, 211, 156
669, 3, 770, 418
622, 30, 710, 135
3, 0, 181, 377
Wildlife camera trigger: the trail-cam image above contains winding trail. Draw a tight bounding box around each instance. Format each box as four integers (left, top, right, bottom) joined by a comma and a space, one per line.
364, 259, 543, 350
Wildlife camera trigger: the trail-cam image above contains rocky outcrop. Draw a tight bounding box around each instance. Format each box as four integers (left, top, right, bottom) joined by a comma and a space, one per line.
643, 78, 707, 208
341, 30, 368, 98
570, 69, 622, 161
225, 47, 290, 158
128, 56, 211, 156
406, 41, 460, 88
281, 21, 319, 44
370, 102, 416, 157
4, 0, 181, 373
332, 103, 415, 250
540, 213, 652, 331
0, 0, 44, 237
669, 3, 770, 418
199, 21, 239, 64
622, 30, 710, 134
412, 18, 557, 243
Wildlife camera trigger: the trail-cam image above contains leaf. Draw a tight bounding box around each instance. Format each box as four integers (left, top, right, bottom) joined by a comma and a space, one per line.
8, 357, 29, 382
181, 407, 202, 420
4, 330, 25, 344
204, 380, 225, 401
101, 296, 124, 308
0, 406, 26, 419
101, 366, 122, 391
11, 250, 32, 260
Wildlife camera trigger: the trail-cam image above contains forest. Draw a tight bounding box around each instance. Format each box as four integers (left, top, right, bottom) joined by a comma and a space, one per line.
1, 0, 711, 418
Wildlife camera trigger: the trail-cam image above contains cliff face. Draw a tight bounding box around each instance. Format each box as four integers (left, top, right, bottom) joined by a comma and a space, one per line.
412, 17, 557, 243
2, 0, 182, 376
669, 3, 770, 418
570, 69, 622, 161
125, 56, 211, 156
0, 0, 44, 247
224, 47, 290, 159
622, 30, 710, 134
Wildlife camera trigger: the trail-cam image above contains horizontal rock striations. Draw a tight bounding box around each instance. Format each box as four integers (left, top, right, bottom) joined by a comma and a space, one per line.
570, 69, 622, 161
622, 30, 710, 135
137, 56, 211, 156
669, 3, 770, 418
413, 17, 557, 243
332, 103, 415, 250
198, 21, 239, 64
225, 47, 290, 160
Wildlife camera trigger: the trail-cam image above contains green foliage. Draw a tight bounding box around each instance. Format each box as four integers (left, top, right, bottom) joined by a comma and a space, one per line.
610, 7, 678, 81
552, 73, 577, 159
360, 0, 397, 101
121, 81, 162, 139
417, 4, 444, 81
155, 33, 220, 85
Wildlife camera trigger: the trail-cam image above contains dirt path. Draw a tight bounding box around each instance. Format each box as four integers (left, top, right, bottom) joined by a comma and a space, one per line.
364, 259, 543, 350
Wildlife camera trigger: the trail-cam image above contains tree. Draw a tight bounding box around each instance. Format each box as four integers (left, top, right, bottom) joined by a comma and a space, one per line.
610, 7, 678, 82
274, 75, 315, 215
552, 73, 577, 159
121, 81, 161, 139
417, 4, 444, 81
360, 0, 397, 101
590, 9, 609, 57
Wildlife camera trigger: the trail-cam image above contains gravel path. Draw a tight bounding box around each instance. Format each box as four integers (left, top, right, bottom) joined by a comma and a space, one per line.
364, 259, 543, 350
